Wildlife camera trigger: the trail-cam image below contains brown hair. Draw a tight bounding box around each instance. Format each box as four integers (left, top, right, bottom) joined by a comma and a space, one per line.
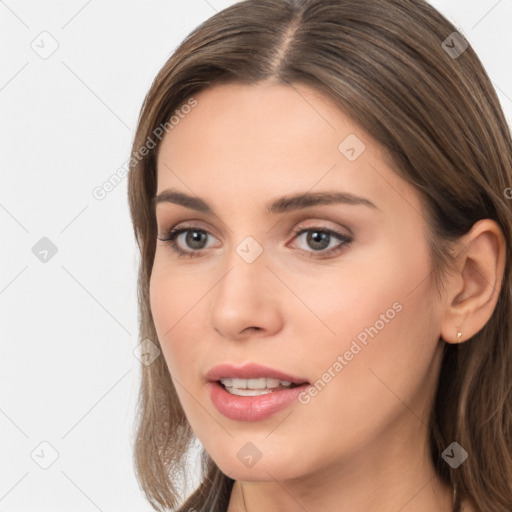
127, 0, 512, 510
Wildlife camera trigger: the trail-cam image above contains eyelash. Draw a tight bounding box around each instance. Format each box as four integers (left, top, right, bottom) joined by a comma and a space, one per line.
157, 224, 353, 259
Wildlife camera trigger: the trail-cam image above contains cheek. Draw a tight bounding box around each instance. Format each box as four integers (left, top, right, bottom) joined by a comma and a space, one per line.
295, 240, 442, 443
149, 262, 185, 375
149, 258, 210, 380
315, 223, 436, 360
303, 233, 423, 349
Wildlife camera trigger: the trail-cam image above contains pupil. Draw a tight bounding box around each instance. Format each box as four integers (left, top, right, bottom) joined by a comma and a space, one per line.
186, 231, 206, 249
308, 231, 329, 250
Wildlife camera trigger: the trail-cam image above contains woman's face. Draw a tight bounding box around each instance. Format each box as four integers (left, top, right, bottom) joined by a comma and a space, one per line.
150, 82, 446, 481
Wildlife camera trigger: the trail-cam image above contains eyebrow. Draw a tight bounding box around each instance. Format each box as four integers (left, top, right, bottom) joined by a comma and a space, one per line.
153, 188, 379, 214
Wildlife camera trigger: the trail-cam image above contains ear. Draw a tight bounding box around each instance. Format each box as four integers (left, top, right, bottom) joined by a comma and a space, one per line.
440, 219, 506, 344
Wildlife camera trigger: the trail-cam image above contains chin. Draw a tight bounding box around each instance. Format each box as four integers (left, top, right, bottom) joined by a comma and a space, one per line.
208, 445, 312, 482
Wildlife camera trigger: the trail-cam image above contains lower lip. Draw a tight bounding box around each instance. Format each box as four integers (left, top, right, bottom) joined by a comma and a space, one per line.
207, 381, 310, 422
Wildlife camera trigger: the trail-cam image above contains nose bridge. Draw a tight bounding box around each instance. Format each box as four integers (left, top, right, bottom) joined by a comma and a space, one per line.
215, 233, 268, 304
234, 234, 265, 266
209, 232, 282, 337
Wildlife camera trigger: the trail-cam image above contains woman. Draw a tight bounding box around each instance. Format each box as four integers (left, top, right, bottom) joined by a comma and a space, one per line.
127, 0, 512, 510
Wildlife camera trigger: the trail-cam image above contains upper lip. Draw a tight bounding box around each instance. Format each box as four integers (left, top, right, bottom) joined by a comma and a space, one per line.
205, 362, 309, 384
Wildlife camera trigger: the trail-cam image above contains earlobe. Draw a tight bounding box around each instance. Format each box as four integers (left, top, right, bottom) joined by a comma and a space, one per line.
440, 219, 506, 344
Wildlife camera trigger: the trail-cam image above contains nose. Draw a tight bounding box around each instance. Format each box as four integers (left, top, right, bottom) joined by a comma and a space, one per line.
209, 244, 284, 340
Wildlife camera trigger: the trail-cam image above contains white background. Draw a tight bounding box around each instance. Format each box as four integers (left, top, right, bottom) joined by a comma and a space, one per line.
1, 1, 511, 511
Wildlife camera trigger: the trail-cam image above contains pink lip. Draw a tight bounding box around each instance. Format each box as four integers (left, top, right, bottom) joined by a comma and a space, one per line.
207, 382, 310, 422
205, 362, 308, 384
205, 363, 310, 422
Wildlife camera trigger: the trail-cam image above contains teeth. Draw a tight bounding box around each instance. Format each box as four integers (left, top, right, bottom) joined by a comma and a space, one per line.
219, 377, 294, 390
226, 388, 274, 396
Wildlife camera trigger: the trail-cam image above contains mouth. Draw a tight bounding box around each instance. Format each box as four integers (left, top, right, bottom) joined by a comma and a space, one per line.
205, 362, 310, 389
208, 379, 311, 422
205, 363, 311, 421
218, 377, 306, 396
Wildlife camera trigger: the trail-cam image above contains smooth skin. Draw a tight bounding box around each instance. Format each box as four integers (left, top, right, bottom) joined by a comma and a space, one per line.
150, 82, 505, 512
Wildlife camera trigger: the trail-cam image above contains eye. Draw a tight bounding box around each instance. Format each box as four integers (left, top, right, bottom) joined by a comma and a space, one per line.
289, 226, 353, 258
157, 224, 353, 259
157, 226, 218, 258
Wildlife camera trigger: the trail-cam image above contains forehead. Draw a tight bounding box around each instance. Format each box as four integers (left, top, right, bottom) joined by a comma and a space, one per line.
158, 82, 352, 165
155, 82, 421, 217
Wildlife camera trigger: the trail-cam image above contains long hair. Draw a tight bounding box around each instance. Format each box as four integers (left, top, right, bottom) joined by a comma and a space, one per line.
127, 1, 512, 510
